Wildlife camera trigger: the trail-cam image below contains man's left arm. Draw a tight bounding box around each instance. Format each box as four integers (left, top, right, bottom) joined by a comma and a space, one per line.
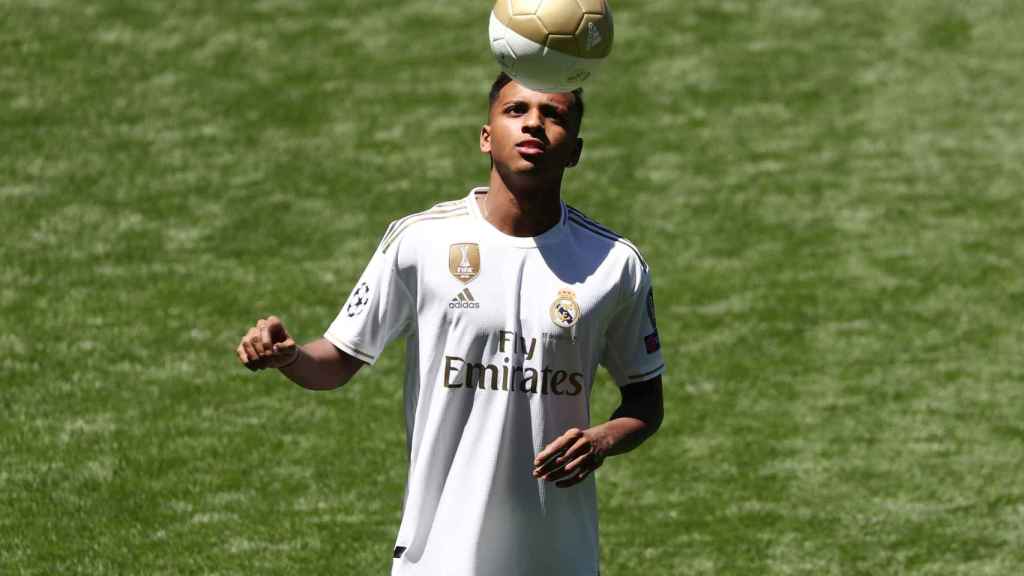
533, 375, 663, 488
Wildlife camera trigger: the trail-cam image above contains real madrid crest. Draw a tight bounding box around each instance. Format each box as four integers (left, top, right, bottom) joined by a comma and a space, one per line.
550, 289, 581, 328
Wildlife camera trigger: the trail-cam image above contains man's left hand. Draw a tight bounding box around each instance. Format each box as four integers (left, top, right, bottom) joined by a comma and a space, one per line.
533, 427, 607, 488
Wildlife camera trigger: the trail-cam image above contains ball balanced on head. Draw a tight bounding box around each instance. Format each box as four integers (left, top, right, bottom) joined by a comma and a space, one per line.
489, 0, 614, 93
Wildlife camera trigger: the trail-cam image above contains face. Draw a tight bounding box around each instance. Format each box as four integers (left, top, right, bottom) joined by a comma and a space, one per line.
480, 81, 583, 177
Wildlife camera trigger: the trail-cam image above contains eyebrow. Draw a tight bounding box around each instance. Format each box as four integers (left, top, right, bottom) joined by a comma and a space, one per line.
539, 102, 568, 115
501, 99, 568, 115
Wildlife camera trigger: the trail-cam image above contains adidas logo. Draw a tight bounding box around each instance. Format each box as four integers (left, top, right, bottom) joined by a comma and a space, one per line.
449, 287, 480, 310
586, 22, 602, 50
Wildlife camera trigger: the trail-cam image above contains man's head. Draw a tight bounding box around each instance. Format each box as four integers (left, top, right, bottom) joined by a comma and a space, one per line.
488, 73, 585, 133
480, 73, 585, 180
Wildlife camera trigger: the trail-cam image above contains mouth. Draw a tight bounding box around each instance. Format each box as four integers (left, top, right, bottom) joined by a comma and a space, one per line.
515, 139, 546, 156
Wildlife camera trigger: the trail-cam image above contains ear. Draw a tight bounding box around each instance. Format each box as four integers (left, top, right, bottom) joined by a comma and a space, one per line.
480, 124, 492, 154
567, 137, 583, 167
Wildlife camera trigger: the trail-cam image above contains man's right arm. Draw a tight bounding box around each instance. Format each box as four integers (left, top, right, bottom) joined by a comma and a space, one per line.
277, 338, 364, 390
237, 316, 364, 390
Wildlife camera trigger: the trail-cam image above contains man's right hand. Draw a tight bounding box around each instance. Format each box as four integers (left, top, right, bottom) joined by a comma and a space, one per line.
236, 316, 298, 371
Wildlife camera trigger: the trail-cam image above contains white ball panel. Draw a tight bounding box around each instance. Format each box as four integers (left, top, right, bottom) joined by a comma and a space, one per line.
492, 38, 517, 72
489, 10, 506, 41
491, 13, 545, 59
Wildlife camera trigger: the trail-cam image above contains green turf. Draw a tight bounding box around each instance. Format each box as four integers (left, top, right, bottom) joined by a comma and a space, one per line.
3, 0, 1024, 574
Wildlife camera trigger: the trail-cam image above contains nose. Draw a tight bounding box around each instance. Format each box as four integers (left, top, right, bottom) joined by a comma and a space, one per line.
521, 107, 543, 132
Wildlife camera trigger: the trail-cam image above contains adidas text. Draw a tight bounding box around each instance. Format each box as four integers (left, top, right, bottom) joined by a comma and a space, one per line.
449, 301, 480, 309
449, 287, 480, 309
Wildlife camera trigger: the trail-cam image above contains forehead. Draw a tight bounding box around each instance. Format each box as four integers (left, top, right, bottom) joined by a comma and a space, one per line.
494, 80, 575, 110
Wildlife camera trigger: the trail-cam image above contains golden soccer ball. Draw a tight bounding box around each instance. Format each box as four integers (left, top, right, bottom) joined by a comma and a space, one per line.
489, 0, 614, 93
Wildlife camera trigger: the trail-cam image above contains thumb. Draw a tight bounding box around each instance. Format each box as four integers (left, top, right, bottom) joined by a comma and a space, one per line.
267, 316, 290, 343
270, 339, 299, 368
272, 338, 297, 353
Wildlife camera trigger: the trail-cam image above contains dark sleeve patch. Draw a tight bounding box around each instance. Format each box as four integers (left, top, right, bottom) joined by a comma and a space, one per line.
644, 331, 661, 354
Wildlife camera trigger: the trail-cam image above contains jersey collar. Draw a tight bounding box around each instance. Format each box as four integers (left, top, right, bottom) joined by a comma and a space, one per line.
466, 187, 568, 248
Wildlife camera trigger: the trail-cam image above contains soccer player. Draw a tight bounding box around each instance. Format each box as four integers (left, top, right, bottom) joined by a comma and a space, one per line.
236, 72, 664, 576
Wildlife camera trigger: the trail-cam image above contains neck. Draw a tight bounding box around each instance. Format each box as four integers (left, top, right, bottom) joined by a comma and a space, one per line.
480, 168, 563, 237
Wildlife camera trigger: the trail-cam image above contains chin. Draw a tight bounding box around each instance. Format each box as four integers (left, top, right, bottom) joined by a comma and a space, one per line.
496, 157, 562, 183
514, 165, 559, 180
515, 155, 558, 170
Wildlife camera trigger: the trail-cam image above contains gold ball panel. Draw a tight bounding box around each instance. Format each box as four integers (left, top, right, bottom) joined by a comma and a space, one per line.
546, 34, 579, 56
509, 0, 544, 16
510, 13, 549, 44
575, 0, 607, 15
494, 0, 549, 45
536, 0, 585, 36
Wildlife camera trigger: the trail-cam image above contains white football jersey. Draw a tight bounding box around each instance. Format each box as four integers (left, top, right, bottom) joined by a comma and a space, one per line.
325, 187, 665, 576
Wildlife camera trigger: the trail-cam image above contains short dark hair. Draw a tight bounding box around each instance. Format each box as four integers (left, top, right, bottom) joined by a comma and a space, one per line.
488, 72, 584, 132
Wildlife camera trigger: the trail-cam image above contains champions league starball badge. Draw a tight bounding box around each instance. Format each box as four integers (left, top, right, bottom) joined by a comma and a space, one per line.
549, 289, 581, 328
345, 282, 371, 317
646, 287, 658, 329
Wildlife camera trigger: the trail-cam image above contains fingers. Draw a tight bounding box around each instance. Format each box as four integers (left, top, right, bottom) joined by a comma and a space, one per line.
551, 435, 593, 478
544, 436, 593, 482
237, 316, 293, 371
534, 444, 570, 479
533, 428, 581, 475
253, 320, 268, 356
238, 330, 265, 370
534, 428, 581, 463
261, 320, 273, 351
534, 428, 605, 487
550, 445, 603, 488
236, 344, 256, 371
555, 463, 596, 488
241, 327, 261, 361
238, 345, 265, 371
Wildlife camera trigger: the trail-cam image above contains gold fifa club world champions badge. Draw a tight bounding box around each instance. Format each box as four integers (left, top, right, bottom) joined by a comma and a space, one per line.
449, 243, 480, 284
550, 289, 581, 328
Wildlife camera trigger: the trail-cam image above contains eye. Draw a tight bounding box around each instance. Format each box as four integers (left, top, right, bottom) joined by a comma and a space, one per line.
504, 102, 527, 115
541, 105, 568, 125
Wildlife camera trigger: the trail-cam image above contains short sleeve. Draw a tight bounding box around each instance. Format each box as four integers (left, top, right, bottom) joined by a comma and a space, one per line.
600, 261, 665, 387
324, 230, 415, 365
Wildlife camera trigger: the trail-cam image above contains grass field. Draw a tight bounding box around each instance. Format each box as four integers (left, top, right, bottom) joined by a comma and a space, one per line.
3, 0, 1024, 574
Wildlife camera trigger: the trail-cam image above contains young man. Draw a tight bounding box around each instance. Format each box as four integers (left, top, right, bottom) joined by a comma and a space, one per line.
236, 73, 664, 575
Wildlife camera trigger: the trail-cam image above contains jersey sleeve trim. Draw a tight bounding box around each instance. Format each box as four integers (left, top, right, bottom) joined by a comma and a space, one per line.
626, 363, 665, 384
380, 204, 469, 254
323, 331, 377, 365
566, 206, 649, 271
